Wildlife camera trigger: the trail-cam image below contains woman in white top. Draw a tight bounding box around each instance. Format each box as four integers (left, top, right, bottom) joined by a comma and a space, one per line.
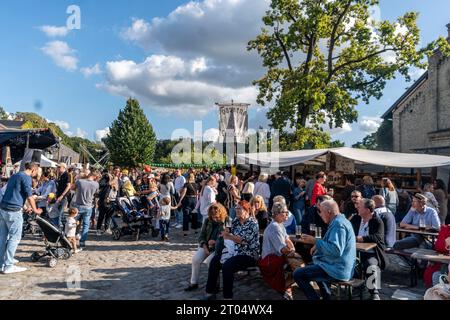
253, 174, 271, 207
159, 173, 175, 201
199, 176, 217, 222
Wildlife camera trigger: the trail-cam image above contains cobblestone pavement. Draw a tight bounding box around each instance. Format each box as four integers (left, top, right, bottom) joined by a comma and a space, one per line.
0, 227, 427, 300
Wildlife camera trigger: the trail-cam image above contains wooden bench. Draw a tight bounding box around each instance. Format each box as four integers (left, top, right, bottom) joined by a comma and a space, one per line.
330, 279, 365, 300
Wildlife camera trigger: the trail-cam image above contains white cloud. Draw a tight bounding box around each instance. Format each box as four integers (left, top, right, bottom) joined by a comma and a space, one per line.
99, 55, 258, 117
52, 120, 70, 131
81, 63, 102, 78
74, 128, 88, 139
359, 116, 383, 134
103, 0, 270, 117
203, 128, 220, 142
324, 123, 353, 136
40, 25, 70, 37
41, 41, 78, 71
95, 127, 110, 141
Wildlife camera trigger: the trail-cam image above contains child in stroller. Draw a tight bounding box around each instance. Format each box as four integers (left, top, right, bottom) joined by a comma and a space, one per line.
111, 196, 158, 241
31, 215, 74, 268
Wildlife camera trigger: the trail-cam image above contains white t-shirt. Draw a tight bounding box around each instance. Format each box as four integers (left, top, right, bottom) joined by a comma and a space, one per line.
200, 185, 216, 217
254, 182, 270, 204
160, 205, 171, 221
65, 216, 77, 237
174, 176, 186, 193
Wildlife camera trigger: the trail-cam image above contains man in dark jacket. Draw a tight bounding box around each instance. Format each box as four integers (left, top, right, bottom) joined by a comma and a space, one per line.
270, 171, 292, 208
351, 198, 387, 300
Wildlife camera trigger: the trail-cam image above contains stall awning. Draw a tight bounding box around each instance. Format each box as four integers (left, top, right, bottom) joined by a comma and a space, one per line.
237, 147, 450, 169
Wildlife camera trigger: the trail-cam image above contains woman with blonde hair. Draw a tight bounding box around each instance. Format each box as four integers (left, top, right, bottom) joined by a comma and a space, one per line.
253, 173, 271, 207
380, 178, 399, 215
250, 195, 270, 232
185, 203, 230, 292
226, 175, 241, 219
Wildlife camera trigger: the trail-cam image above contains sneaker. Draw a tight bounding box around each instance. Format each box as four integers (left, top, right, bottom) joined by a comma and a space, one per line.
175, 224, 182, 229
2, 265, 28, 274
12, 258, 19, 264
370, 293, 381, 300
104, 229, 112, 235
74, 248, 83, 254
184, 284, 199, 292
164, 236, 170, 242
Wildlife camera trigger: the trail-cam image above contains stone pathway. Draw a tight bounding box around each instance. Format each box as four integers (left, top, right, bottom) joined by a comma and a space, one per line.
0, 227, 427, 300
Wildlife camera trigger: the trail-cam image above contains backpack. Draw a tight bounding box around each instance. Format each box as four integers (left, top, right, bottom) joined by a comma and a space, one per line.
435, 225, 450, 254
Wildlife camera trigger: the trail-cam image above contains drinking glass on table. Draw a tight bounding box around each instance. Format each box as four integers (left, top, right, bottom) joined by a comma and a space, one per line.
310, 223, 316, 237
296, 225, 302, 239
419, 216, 426, 231
315, 227, 322, 239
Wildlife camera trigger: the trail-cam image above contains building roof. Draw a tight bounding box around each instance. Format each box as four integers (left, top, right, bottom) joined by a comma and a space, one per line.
381, 71, 429, 120
0, 120, 25, 129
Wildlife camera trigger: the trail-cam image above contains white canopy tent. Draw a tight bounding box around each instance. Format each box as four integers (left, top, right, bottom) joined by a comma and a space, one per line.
237, 147, 450, 169
15, 155, 57, 168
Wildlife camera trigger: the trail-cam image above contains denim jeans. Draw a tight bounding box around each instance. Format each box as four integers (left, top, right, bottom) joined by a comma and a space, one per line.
175, 209, 183, 225
57, 197, 68, 228
293, 264, 334, 300
292, 205, 305, 225
182, 197, 197, 231
76, 207, 93, 245
160, 219, 170, 239
0, 208, 24, 268
228, 205, 236, 220
206, 254, 256, 299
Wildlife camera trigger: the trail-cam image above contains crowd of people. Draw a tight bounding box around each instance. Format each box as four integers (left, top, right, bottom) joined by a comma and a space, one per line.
0, 163, 449, 300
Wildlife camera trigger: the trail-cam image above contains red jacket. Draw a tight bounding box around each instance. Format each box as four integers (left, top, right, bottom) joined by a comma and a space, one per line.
311, 182, 326, 206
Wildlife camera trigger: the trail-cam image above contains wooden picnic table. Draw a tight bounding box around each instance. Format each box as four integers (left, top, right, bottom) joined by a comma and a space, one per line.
289, 235, 377, 252
410, 249, 450, 264
356, 242, 377, 252
396, 228, 440, 237
396, 227, 440, 249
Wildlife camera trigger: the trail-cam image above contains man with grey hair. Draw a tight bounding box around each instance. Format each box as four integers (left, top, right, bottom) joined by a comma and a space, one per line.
393, 193, 441, 250
372, 195, 397, 249
293, 199, 356, 300
351, 198, 387, 300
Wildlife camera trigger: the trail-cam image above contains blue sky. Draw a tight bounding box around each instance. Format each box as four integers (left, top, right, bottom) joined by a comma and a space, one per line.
0, 0, 449, 145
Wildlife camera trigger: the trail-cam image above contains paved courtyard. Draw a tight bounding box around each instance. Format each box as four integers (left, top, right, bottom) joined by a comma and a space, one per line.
1, 227, 427, 300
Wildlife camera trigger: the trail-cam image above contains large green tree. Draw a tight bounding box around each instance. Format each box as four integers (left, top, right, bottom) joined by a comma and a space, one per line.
353, 118, 392, 150
0, 106, 8, 120
104, 98, 156, 167
248, 0, 450, 144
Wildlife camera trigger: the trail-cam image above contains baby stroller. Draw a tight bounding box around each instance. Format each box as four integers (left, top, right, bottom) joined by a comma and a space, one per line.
30, 216, 73, 268
110, 197, 158, 241
22, 212, 41, 238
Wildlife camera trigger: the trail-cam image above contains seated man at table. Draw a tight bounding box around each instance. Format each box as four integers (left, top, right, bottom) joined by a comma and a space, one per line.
372, 195, 397, 249
258, 202, 302, 300
351, 198, 387, 300
293, 200, 356, 300
393, 193, 441, 250
342, 191, 362, 219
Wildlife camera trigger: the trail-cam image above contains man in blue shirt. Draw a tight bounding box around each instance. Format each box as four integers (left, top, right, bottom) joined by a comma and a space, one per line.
0, 162, 42, 274
393, 193, 441, 250
293, 199, 356, 300
373, 195, 397, 249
